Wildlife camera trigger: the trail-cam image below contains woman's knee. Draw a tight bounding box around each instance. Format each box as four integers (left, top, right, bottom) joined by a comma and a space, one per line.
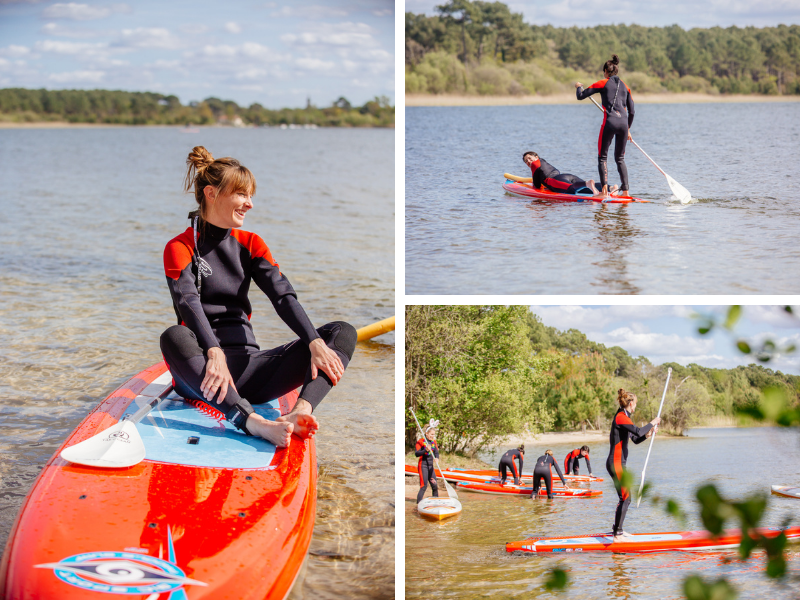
160, 325, 203, 360
319, 321, 357, 361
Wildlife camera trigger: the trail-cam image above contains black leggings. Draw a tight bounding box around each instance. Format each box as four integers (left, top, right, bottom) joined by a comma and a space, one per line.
531, 467, 553, 498
544, 174, 592, 195
417, 462, 439, 503
598, 113, 629, 191
606, 457, 631, 535
160, 321, 357, 434
499, 456, 520, 485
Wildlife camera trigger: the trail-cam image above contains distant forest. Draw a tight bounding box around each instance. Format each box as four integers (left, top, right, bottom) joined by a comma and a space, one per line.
406, 0, 800, 96
0, 88, 395, 127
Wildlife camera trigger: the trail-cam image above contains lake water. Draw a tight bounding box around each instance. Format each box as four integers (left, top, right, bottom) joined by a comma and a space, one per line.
405, 427, 800, 599
405, 103, 800, 294
0, 126, 394, 599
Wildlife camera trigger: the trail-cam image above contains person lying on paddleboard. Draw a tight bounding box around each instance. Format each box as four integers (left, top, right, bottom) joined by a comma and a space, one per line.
522, 152, 614, 196
575, 53, 635, 198
498, 444, 525, 485
160, 146, 357, 448
530, 450, 569, 499
607, 389, 660, 542
415, 420, 440, 504
564, 445, 593, 477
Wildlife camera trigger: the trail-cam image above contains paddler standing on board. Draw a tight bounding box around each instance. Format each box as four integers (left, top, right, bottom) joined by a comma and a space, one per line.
498, 444, 525, 485
607, 389, 660, 541
530, 450, 569, 499
415, 419, 441, 504
564, 445, 593, 477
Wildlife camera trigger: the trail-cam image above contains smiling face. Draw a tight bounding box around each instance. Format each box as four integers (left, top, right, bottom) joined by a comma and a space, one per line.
204, 186, 253, 229
425, 429, 436, 442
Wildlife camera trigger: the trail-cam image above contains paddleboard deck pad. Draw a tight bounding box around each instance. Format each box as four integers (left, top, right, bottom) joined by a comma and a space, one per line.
458, 482, 601, 497
417, 497, 462, 521
506, 526, 800, 554
403, 464, 602, 484
503, 178, 650, 203
771, 485, 800, 499
0, 361, 316, 600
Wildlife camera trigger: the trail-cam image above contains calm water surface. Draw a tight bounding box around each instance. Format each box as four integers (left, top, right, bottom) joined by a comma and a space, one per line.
0, 126, 394, 599
405, 428, 800, 598
406, 103, 800, 294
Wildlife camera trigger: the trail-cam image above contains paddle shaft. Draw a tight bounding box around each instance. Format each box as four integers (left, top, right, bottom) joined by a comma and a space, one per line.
409, 407, 458, 500
637, 367, 672, 506
356, 316, 395, 342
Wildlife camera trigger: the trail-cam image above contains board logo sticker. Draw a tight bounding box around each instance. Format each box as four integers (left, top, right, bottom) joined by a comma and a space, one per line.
103, 431, 130, 443
35, 527, 205, 596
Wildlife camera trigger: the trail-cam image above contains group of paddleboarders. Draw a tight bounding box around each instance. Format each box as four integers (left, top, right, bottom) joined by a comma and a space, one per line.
521, 54, 634, 200
161, 146, 357, 447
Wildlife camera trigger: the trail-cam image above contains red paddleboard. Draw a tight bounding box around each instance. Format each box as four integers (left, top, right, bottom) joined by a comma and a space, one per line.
503, 178, 650, 203
404, 465, 602, 484
506, 526, 800, 554
0, 362, 315, 600
457, 481, 601, 498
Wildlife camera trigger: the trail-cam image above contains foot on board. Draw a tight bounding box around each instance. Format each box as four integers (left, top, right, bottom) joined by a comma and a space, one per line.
246, 413, 294, 447
277, 398, 319, 438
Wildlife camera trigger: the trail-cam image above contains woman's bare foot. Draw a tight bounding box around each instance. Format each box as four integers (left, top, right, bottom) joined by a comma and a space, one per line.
587, 179, 599, 194
276, 398, 320, 438
245, 413, 293, 447
610, 185, 620, 195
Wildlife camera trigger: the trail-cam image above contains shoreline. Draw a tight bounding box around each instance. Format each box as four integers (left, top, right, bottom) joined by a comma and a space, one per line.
0, 121, 394, 129
406, 92, 800, 107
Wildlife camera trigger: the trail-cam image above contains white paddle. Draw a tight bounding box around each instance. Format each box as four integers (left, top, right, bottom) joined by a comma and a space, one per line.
409, 407, 458, 500
586, 95, 692, 204
636, 366, 671, 507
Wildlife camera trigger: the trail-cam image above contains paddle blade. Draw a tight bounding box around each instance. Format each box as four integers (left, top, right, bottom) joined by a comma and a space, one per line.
60, 419, 146, 468
667, 174, 692, 204
444, 477, 459, 500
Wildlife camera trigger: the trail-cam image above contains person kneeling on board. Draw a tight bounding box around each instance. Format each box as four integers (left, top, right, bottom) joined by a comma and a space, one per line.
523, 152, 617, 196
607, 389, 661, 542
415, 420, 441, 504
499, 444, 525, 485
530, 450, 569, 499
564, 445, 593, 477
160, 146, 357, 448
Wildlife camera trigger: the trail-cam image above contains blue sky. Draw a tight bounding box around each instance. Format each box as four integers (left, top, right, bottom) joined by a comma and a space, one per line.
0, 0, 394, 108
530, 305, 800, 374
406, 0, 800, 28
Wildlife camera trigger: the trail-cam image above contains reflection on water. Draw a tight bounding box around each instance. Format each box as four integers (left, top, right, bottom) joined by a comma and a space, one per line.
0, 126, 394, 598
590, 205, 643, 294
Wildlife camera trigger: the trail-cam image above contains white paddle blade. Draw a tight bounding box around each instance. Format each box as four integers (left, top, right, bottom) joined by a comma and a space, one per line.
667, 175, 692, 204
60, 419, 146, 468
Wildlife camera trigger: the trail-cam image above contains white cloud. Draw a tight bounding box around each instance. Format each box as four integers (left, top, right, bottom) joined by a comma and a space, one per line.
224, 22, 242, 34
530, 305, 691, 332
595, 327, 715, 357
178, 24, 209, 35
742, 306, 800, 329
116, 28, 182, 50
281, 22, 379, 49
48, 69, 104, 82
0, 45, 31, 57
42, 3, 128, 20
40, 22, 106, 38
270, 5, 349, 18
34, 39, 107, 54
294, 57, 337, 72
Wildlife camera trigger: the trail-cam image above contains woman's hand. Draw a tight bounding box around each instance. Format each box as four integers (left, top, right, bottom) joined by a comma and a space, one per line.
628, 131, 632, 141
651, 416, 661, 426
575, 82, 582, 89
202, 347, 237, 403
309, 338, 345, 385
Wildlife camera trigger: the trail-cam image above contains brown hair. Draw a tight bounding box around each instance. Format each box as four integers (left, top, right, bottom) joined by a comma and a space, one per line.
184, 146, 256, 221
545, 449, 553, 456
522, 151, 539, 162
518, 443, 525, 453
618, 388, 637, 409
603, 54, 620, 77
580, 445, 589, 453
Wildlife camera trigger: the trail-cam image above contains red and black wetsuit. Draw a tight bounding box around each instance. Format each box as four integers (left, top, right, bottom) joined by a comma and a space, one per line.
531, 454, 566, 499
415, 437, 440, 503
161, 220, 357, 434
529, 157, 592, 195
606, 408, 653, 535
564, 449, 592, 476
576, 76, 635, 192
498, 449, 524, 485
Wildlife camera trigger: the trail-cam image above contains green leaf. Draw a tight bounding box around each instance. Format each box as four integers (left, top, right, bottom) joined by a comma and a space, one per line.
737, 532, 757, 559
736, 340, 751, 354
725, 306, 742, 330
696, 484, 734, 535
683, 575, 738, 600
544, 568, 569, 590
766, 554, 787, 578
784, 306, 793, 314
698, 326, 711, 335
761, 387, 788, 422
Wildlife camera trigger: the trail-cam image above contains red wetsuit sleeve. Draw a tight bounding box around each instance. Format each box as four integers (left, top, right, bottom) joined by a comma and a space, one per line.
576, 79, 606, 100
415, 439, 428, 457
615, 412, 652, 444
233, 230, 320, 346
163, 230, 220, 352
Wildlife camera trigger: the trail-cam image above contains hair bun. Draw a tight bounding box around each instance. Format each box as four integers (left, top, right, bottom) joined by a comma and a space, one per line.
611, 54, 619, 65
187, 146, 214, 172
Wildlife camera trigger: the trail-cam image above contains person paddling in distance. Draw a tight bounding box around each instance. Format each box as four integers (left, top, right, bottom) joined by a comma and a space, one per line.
415, 419, 440, 503
498, 443, 525, 486
575, 54, 635, 199
530, 450, 570, 499
522, 152, 614, 196
564, 445, 593, 477
607, 389, 660, 542
160, 146, 357, 447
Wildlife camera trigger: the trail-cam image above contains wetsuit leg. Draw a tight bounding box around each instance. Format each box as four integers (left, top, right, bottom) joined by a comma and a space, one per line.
499, 461, 508, 485
544, 174, 591, 195
572, 464, 580, 476
511, 459, 520, 485
531, 473, 541, 498
613, 125, 629, 192
417, 463, 428, 503
160, 325, 255, 433
598, 114, 629, 191
543, 471, 553, 499
606, 457, 630, 535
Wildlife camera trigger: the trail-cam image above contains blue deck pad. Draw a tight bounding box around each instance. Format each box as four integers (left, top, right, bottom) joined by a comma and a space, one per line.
122, 392, 282, 469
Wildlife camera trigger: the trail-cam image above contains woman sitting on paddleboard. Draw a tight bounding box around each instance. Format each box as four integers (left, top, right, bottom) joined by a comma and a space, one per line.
575, 54, 635, 198
160, 146, 357, 447
530, 450, 569, 499
564, 445, 593, 476
523, 152, 611, 196
498, 443, 525, 485
607, 389, 660, 541
415, 420, 440, 503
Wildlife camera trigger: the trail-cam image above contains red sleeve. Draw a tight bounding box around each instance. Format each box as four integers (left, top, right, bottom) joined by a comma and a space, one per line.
163, 228, 194, 280
626, 84, 632, 94
231, 229, 279, 269
615, 412, 634, 426
588, 80, 607, 89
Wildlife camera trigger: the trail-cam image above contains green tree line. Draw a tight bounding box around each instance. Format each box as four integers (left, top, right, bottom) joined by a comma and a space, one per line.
0, 88, 395, 127
405, 305, 800, 453
406, 0, 800, 96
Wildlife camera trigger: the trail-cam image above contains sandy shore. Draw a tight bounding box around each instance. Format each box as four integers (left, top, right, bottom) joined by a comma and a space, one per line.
0, 121, 162, 128
406, 92, 800, 107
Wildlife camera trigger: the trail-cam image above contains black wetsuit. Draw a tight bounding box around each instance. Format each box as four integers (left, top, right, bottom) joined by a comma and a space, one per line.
564, 449, 593, 476
531, 454, 567, 499
415, 437, 440, 503
576, 76, 635, 192
530, 158, 592, 195
606, 408, 653, 535
498, 449, 524, 485
160, 221, 357, 434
